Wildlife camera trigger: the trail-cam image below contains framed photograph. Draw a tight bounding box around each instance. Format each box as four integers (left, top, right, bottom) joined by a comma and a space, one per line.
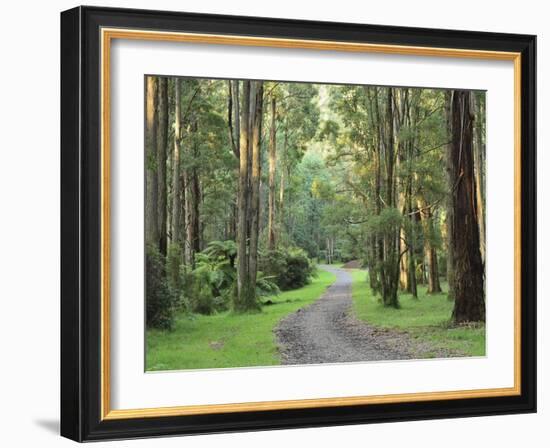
61, 6, 536, 441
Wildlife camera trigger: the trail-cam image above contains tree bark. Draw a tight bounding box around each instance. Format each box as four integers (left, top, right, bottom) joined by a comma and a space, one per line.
472, 93, 486, 266
227, 80, 240, 242
278, 129, 288, 233
444, 91, 456, 300
235, 81, 257, 311
417, 197, 442, 294
248, 82, 264, 290
450, 90, 485, 323
228, 80, 240, 159
145, 76, 159, 248
406, 179, 418, 298
267, 96, 277, 250
381, 87, 399, 308
156, 77, 168, 255
183, 163, 191, 265
186, 116, 201, 267
171, 79, 182, 250
372, 87, 383, 297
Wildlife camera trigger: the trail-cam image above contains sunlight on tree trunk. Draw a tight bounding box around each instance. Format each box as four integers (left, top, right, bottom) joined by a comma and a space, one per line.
268, 95, 277, 250
145, 76, 159, 248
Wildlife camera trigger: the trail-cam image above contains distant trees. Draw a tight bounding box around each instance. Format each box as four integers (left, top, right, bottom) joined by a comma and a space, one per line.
326, 85, 485, 319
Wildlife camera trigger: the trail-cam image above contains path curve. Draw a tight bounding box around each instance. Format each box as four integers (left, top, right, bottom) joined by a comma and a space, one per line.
275, 265, 412, 365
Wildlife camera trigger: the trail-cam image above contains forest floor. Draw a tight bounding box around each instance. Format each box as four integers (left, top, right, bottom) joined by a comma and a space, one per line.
276, 266, 412, 364
146, 269, 337, 371
276, 266, 485, 365
350, 270, 486, 358
147, 266, 485, 372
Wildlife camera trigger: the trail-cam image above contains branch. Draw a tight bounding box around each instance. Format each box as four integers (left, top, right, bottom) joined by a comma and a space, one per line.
416, 141, 451, 156
227, 81, 239, 158
405, 196, 443, 216
344, 217, 369, 225
265, 82, 281, 97
180, 86, 201, 125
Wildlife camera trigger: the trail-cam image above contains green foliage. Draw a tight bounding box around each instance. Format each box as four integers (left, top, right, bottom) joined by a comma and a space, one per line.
146, 245, 177, 330
183, 240, 280, 315
350, 270, 485, 357
187, 241, 237, 314
146, 269, 337, 370
260, 247, 316, 291
256, 272, 281, 298
367, 207, 403, 236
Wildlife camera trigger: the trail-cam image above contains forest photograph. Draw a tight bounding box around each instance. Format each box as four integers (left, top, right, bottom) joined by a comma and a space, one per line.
144, 75, 486, 371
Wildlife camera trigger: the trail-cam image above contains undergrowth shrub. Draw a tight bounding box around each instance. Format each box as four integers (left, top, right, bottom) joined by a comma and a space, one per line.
260, 247, 315, 290
186, 240, 237, 315
146, 245, 176, 330
186, 240, 280, 314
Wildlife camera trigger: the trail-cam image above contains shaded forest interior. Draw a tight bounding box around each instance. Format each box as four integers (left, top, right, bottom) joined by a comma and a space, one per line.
145, 76, 486, 330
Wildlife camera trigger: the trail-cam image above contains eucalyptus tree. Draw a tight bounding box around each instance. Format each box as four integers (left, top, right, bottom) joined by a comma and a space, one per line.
234, 80, 265, 311
449, 90, 485, 323
145, 76, 159, 248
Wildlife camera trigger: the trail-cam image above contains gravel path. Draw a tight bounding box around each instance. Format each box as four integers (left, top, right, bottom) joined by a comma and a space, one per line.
275, 265, 414, 365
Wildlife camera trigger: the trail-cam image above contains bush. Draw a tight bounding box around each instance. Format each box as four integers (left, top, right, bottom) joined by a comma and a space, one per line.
146, 245, 176, 330
186, 240, 280, 313
185, 240, 237, 314
256, 271, 280, 298
260, 247, 315, 290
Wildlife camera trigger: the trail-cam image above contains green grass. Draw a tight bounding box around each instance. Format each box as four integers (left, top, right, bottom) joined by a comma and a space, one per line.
146, 269, 337, 371
349, 270, 485, 357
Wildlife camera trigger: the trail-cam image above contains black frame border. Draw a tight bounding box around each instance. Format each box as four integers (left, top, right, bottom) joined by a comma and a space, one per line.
61, 6, 536, 442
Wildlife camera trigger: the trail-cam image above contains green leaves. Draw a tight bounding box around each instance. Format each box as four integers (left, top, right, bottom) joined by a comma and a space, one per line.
366, 207, 403, 236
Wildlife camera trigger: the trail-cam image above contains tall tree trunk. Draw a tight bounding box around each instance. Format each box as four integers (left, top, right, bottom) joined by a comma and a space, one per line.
267, 96, 277, 250
367, 236, 378, 292
248, 81, 264, 293
183, 163, 191, 265
235, 81, 257, 311
381, 88, 399, 308
395, 100, 409, 293
228, 80, 240, 158
444, 91, 456, 300
426, 246, 441, 293
227, 80, 240, 243
186, 117, 201, 267
450, 91, 485, 323
472, 93, 486, 266
145, 76, 159, 248
406, 180, 418, 298
171, 79, 182, 250
190, 163, 201, 259
417, 197, 442, 294
156, 77, 168, 255
371, 88, 383, 297
399, 229, 409, 290
278, 130, 288, 233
